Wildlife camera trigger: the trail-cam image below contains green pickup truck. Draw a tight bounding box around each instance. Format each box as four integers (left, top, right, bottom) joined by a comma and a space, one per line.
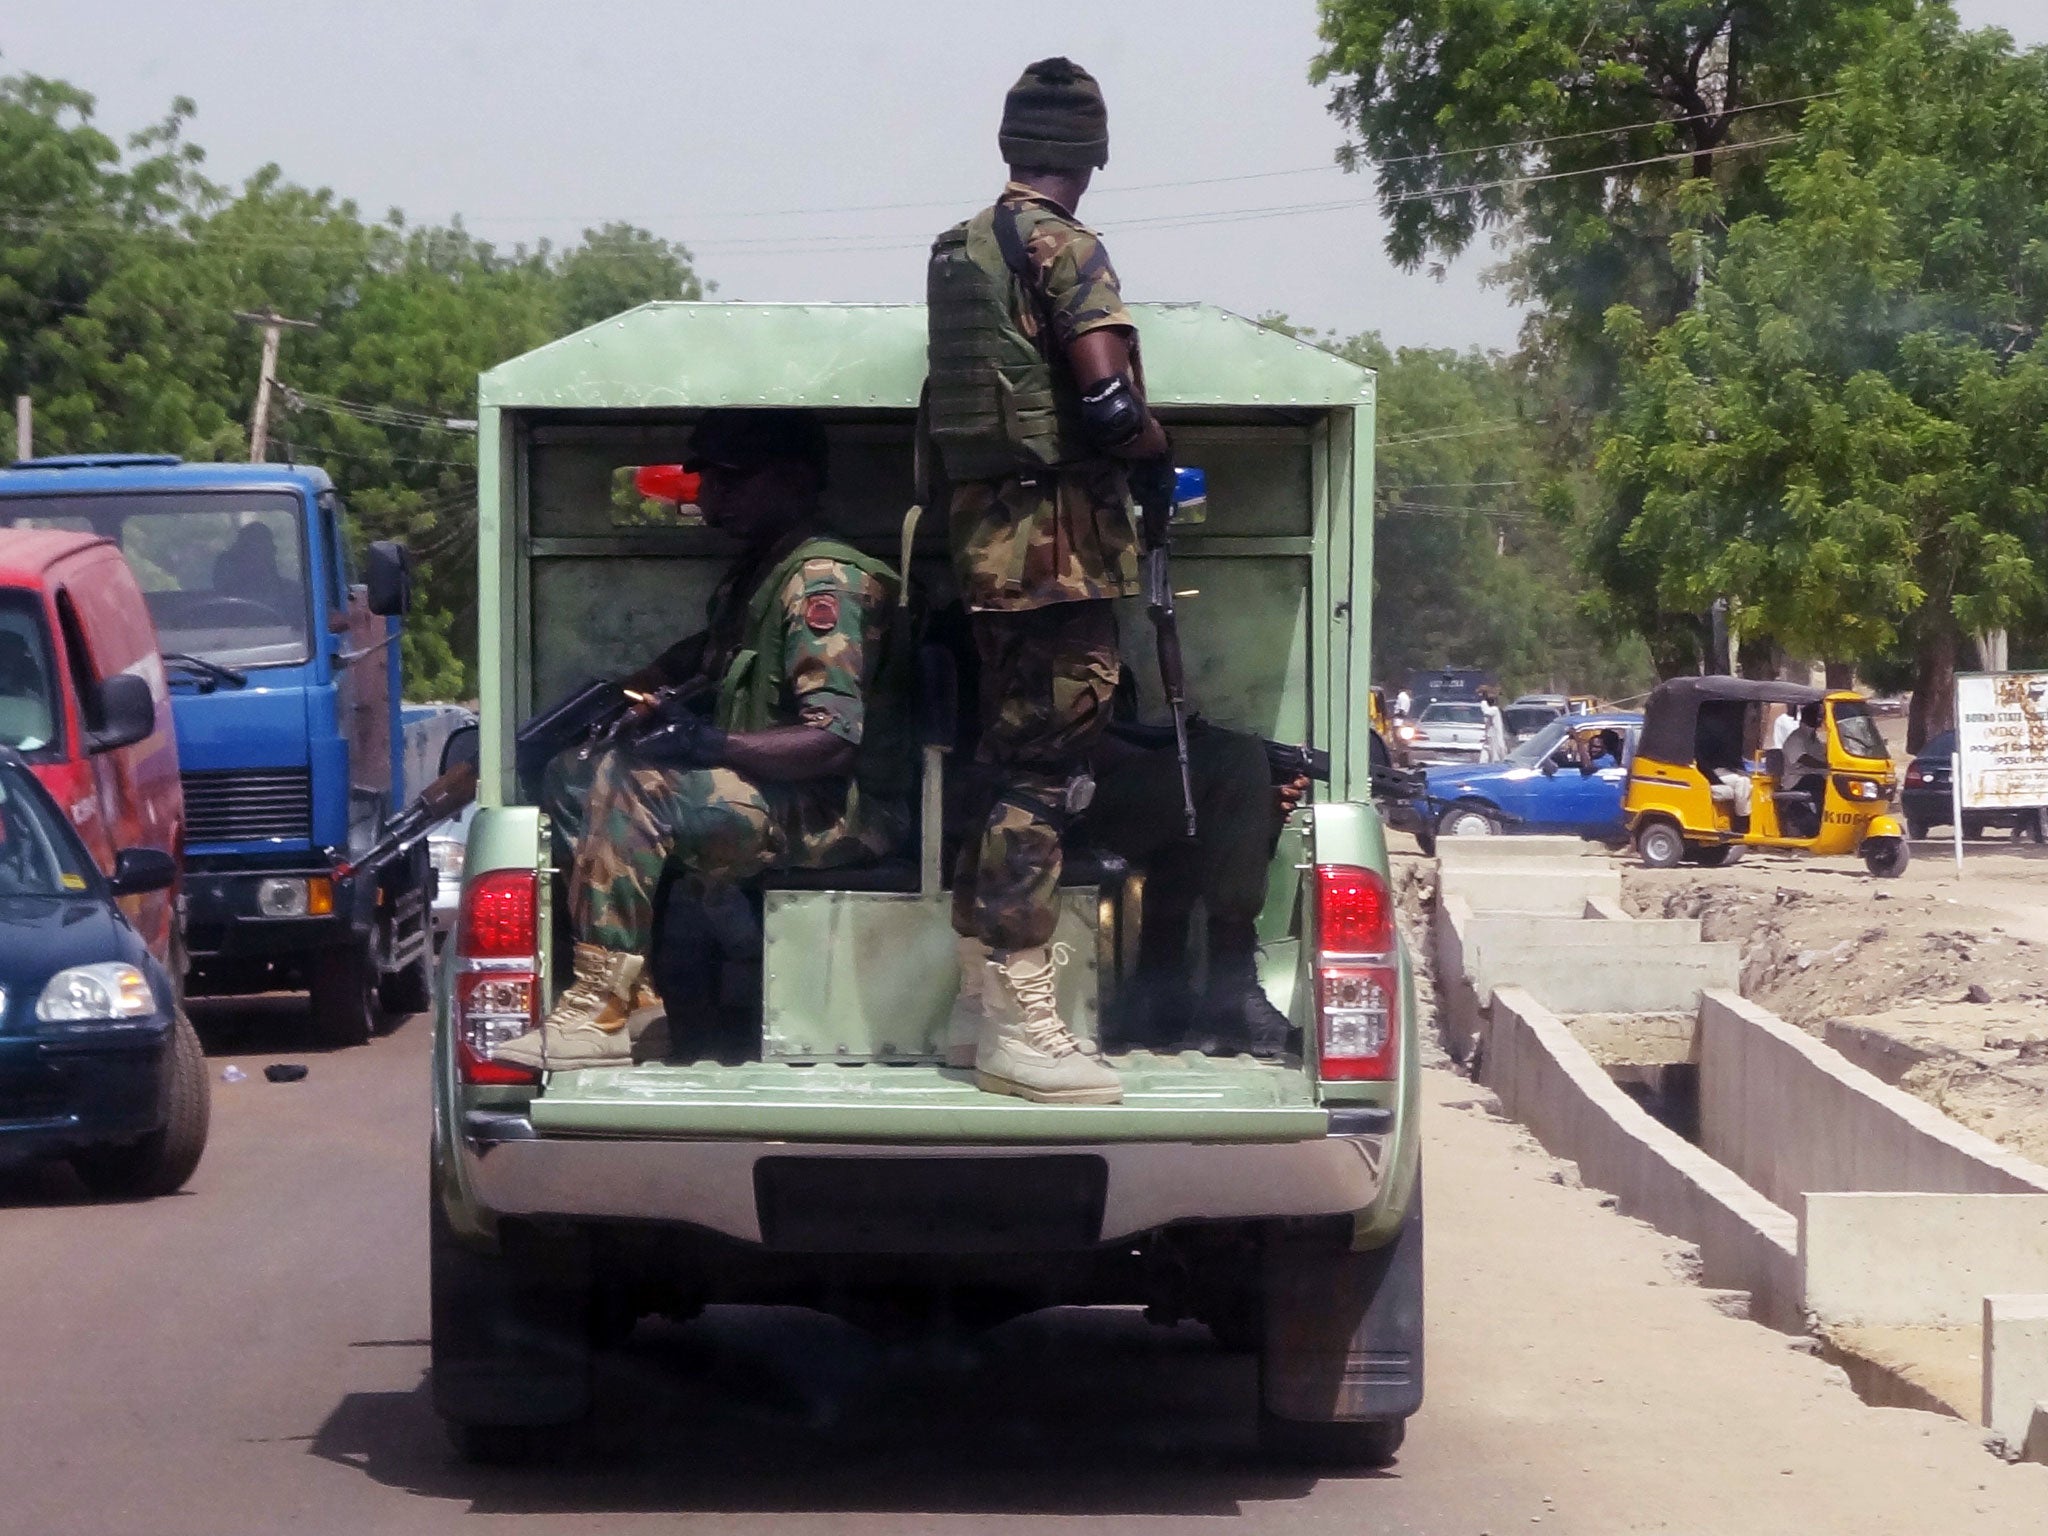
430, 301, 1421, 1465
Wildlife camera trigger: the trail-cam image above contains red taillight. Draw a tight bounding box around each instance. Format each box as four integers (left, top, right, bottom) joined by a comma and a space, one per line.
1314, 864, 1400, 1082
1316, 864, 1395, 955
459, 870, 537, 960
1904, 762, 1924, 788
455, 869, 540, 1085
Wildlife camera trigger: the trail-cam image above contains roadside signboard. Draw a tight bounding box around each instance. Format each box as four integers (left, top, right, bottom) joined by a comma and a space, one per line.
1955, 670, 2048, 809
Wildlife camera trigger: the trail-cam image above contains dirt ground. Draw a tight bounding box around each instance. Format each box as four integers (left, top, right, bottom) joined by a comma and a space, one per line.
1624, 842, 2048, 1166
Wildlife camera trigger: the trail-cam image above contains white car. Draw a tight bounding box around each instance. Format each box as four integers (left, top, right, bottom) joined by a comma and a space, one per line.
1408, 700, 1491, 764
428, 801, 477, 943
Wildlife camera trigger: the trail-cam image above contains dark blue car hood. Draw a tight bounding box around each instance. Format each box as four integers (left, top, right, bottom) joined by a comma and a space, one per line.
0, 895, 154, 1033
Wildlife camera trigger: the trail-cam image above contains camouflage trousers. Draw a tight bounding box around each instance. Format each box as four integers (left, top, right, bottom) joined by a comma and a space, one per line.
567, 751, 785, 955
952, 599, 1121, 951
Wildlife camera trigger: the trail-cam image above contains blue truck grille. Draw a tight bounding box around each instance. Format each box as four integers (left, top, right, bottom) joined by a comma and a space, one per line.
181, 769, 313, 843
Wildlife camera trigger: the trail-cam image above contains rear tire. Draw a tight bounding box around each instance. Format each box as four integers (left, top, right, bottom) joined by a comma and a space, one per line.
1636, 820, 1685, 869
1683, 845, 1738, 868
1906, 815, 1929, 840
71, 1009, 211, 1199
1437, 803, 1498, 838
1863, 837, 1910, 878
1258, 1411, 1406, 1468
309, 944, 379, 1048
377, 947, 432, 1017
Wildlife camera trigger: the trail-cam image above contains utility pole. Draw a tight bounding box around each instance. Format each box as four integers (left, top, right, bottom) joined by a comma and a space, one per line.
12, 396, 28, 462
234, 309, 319, 463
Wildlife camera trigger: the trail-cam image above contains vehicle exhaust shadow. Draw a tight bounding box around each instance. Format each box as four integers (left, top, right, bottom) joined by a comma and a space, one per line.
309, 1305, 1364, 1515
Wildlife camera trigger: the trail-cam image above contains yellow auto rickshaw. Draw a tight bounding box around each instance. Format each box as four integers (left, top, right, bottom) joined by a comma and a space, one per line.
1623, 678, 1909, 876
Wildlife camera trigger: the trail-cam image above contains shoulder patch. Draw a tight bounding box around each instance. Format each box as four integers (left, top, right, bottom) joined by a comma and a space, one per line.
803, 592, 841, 634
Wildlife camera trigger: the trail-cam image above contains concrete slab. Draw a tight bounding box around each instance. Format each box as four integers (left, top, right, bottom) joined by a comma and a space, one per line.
1699, 992, 2048, 1211
1482, 987, 1802, 1330
1437, 864, 1623, 916
1801, 1193, 2048, 1326
1438, 898, 1734, 1015
1821, 1324, 1978, 1420
1435, 835, 1606, 866
1985, 1294, 2048, 1446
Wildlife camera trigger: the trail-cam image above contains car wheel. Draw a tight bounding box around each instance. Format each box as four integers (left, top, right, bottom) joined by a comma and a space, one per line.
1962, 817, 1988, 840
1863, 837, 1911, 878
1437, 804, 1498, 838
2027, 808, 2048, 845
71, 1009, 211, 1199
1906, 815, 1929, 840
309, 944, 379, 1048
1636, 820, 1685, 869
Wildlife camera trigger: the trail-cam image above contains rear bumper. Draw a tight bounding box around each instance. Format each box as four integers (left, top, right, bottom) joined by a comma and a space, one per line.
0, 1024, 170, 1165
457, 1106, 1395, 1246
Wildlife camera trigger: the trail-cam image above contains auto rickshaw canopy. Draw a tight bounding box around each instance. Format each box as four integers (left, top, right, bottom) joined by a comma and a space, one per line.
1636, 676, 1827, 767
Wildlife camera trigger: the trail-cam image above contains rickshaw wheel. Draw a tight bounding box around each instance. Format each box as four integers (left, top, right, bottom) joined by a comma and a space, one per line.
1863, 838, 1910, 878
1684, 845, 1739, 868
1636, 820, 1685, 869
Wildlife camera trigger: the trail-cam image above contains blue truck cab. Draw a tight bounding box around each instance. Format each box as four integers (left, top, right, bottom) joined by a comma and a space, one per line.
0, 455, 430, 1045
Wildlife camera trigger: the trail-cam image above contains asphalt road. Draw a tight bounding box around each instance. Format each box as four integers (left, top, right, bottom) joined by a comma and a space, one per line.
3, 994, 2044, 1535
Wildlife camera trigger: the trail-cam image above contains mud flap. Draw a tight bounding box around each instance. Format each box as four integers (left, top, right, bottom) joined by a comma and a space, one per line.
1260, 1183, 1424, 1423
429, 1191, 594, 1429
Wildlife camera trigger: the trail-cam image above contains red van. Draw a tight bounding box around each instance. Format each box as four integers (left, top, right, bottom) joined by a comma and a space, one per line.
0, 530, 183, 966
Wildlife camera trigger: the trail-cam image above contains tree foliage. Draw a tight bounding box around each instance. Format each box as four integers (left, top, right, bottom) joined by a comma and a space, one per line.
1598, 17, 2048, 746
1263, 316, 1653, 699
0, 72, 707, 697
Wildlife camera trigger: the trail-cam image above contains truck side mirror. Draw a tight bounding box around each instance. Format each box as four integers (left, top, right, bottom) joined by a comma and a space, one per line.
89, 672, 156, 754
109, 846, 177, 895
364, 540, 412, 617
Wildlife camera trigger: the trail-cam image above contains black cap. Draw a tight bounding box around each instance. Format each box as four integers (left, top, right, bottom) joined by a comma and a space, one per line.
685, 408, 830, 482
1000, 57, 1109, 171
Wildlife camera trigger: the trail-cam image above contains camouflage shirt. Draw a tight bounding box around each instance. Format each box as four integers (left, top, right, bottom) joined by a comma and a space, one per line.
949, 182, 1144, 614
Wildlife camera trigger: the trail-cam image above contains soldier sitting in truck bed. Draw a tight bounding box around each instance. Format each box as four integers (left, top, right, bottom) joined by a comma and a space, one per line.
493, 409, 908, 1070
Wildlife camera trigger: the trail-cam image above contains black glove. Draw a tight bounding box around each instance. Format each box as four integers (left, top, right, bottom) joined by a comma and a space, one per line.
629, 706, 729, 769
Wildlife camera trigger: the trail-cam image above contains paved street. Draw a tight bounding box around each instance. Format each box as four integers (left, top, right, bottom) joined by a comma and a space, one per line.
3, 998, 2046, 1536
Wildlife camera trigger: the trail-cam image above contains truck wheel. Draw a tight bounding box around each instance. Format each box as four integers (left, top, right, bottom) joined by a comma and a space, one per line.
1862, 837, 1910, 878
430, 1184, 594, 1461
1258, 1411, 1406, 1468
72, 1009, 211, 1199
1259, 1186, 1422, 1469
1436, 803, 1498, 838
378, 949, 432, 1018
309, 945, 379, 1048
1635, 820, 1685, 869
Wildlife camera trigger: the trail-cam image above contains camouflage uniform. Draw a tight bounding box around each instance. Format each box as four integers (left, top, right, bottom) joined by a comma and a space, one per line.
562, 541, 902, 957
950, 184, 1143, 951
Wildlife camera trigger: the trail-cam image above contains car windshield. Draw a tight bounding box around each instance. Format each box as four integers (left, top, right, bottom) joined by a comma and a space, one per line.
1832, 700, 1890, 762
1508, 716, 1575, 766
0, 590, 59, 756
1422, 703, 1483, 725
0, 492, 312, 668
1920, 729, 1957, 760
0, 765, 96, 898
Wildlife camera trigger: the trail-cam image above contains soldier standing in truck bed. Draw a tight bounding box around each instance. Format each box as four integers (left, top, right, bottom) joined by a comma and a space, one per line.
926, 57, 1176, 1106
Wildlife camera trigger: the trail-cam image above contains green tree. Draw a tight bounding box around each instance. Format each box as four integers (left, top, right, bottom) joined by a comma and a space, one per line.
1598, 18, 2048, 748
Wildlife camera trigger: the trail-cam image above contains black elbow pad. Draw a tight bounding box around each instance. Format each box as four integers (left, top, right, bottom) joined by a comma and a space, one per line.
1079, 373, 1145, 450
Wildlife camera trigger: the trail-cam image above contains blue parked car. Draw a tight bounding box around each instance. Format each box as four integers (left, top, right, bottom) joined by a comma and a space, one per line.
0, 751, 208, 1198
1415, 711, 1644, 843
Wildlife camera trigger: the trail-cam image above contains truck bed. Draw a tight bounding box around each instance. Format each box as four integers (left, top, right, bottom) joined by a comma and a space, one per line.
527, 1050, 1324, 1143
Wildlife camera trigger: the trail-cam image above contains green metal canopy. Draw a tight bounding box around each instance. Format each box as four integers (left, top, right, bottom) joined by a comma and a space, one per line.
479, 301, 1376, 412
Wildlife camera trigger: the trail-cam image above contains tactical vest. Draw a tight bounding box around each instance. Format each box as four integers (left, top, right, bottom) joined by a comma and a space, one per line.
714, 537, 914, 800
925, 201, 1093, 482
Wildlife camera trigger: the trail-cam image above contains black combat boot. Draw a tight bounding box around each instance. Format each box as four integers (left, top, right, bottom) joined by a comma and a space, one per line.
1199, 919, 1296, 1059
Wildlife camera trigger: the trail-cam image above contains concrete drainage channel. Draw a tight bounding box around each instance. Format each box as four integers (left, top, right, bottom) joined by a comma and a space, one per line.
1428, 835, 2048, 1465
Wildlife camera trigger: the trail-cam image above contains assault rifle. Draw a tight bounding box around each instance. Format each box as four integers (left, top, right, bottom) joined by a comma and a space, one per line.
336, 760, 478, 881
1132, 462, 1205, 837
513, 674, 716, 789
1108, 717, 1329, 784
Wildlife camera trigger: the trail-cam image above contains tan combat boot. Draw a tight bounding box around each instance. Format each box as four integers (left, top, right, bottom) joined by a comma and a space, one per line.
975, 944, 1123, 1104
492, 943, 645, 1070
943, 934, 986, 1068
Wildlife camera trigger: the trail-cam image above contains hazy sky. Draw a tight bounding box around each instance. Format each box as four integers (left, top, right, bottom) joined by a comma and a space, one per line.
6, 0, 2045, 356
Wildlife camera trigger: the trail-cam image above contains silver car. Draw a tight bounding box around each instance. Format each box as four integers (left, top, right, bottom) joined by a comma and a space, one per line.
1408, 700, 1491, 764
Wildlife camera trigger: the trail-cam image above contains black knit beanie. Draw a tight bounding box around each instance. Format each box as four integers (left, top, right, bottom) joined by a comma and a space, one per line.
998, 57, 1109, 171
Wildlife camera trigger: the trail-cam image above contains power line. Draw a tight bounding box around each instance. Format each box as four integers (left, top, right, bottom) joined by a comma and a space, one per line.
1380, 418, 1539, 447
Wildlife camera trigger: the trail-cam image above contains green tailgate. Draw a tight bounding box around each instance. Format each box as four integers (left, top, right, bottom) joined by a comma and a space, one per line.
528, 1053, 1325, 1143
